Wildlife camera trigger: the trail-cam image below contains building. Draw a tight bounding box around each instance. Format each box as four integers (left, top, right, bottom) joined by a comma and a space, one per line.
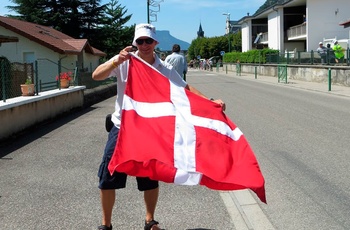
237, 0, 350, 52
0, 16, 105, 83
197, 23, 204, 38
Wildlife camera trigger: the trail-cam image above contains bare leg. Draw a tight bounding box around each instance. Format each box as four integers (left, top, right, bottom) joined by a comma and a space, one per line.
100, 189, 115, 227
144, 187, 160, 230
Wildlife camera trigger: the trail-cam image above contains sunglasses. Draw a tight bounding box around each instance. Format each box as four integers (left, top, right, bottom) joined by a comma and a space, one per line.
135, 38, 154, 45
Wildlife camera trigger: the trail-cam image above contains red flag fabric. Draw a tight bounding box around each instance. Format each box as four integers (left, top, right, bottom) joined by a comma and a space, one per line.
108, 54, 266, 203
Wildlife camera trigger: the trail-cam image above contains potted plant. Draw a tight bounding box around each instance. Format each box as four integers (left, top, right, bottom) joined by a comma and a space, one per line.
20, 78, 35, 96
56, 71, 72, 88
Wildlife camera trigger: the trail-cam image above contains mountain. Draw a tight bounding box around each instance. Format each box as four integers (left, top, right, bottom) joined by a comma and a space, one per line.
254, 0, 281, 15
155, 30, 190, 51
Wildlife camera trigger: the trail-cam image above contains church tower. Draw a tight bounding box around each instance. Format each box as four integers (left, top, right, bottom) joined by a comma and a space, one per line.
197, 23, 204, 38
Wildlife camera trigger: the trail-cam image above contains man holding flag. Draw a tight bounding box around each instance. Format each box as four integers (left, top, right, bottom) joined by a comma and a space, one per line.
92, 23, 225, 230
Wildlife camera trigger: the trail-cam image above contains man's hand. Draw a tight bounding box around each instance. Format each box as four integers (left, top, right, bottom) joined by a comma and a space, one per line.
212, 99, 226, 111
116, 46, 133, 65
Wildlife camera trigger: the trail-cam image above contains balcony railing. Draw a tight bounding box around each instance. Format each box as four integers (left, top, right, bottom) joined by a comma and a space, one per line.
287, 23, 306, 39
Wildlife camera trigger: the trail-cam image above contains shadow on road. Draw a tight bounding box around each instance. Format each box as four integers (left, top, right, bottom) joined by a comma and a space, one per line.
0, 107, 96, 159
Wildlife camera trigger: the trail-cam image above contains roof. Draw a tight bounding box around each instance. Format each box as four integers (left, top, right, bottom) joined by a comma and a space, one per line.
0, 16, 105, 56
339, 19, 350, 28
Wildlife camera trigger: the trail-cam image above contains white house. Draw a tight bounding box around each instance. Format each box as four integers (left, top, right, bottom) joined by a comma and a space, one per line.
238, 0, 350, 53
0, 16, 106, 83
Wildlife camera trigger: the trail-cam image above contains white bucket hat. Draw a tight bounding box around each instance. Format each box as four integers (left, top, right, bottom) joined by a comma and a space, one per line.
132, 23, 159, 46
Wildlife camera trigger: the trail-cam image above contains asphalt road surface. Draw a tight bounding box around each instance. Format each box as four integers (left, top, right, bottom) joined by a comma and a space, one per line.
1, 68, 350, 229
188, 69, 350, 230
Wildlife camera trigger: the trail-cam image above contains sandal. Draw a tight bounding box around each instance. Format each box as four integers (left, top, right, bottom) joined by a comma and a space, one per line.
97, 224, 112, 230
144, 220, 159, 230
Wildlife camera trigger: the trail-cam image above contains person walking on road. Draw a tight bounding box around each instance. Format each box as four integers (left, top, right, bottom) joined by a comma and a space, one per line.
164, 44, 188, 80
92, 23, 225, 230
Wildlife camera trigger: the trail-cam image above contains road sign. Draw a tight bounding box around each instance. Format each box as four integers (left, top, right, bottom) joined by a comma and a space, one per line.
220, 51, 225, 56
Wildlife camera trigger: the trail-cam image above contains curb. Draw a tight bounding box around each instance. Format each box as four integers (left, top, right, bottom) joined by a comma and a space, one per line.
220, 190, 275, 230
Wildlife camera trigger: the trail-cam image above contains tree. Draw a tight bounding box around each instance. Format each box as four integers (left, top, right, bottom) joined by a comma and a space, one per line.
231, 31, 242, 52
187, 33, 242, 61
96, 0, 134, 58
6, 0, 134, 57
7, 0, 106, 39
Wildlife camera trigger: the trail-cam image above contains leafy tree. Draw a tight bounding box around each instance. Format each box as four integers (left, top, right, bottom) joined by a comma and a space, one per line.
187, 32, 242, 61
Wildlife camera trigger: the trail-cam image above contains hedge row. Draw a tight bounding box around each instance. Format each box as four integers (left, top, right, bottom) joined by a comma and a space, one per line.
223, 49, 279, 63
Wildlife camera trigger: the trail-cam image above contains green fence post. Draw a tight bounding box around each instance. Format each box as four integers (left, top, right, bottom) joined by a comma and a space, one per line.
1, 60, 6, 102
278, 64, 287, 83
57, 59, 61, 90
255, 66, 257, 79
328, 68, 331, 91
225, 65, 227, 74
35, 61, 39, 95
285, 65, 287, 84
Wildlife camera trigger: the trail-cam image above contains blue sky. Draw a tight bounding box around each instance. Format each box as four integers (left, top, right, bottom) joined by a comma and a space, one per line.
0, 0, 266, 43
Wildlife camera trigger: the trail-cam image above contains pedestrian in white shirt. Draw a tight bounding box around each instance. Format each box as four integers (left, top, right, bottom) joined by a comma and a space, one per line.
165, 44, 187, 79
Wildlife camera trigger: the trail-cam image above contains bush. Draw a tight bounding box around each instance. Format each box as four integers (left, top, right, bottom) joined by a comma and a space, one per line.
223, 49, 279, 64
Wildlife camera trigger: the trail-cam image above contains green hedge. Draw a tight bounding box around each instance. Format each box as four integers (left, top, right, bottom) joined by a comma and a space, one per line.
223, 49, 279, 64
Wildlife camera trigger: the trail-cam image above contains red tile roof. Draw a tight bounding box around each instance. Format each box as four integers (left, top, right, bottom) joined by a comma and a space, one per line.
0, 16, 105, 56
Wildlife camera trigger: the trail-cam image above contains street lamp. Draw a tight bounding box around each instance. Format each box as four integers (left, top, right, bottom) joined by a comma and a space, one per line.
222, 13, 230, 35
222, 13, 231, 52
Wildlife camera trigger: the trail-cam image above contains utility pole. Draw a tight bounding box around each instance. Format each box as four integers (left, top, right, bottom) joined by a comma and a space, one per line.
147, 0, 150, 23
147, 0, 164, 23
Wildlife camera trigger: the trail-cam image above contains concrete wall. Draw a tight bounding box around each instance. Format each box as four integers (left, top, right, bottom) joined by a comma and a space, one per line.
0, 86, 85, 141
224, 63, 350, 86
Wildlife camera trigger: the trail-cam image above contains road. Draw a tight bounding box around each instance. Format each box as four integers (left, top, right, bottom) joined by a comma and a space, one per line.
1, 68, 350, 229
188, 69, 350, 230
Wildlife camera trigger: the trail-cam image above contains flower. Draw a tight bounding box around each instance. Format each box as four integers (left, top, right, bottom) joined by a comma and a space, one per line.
56, 72, 72, 81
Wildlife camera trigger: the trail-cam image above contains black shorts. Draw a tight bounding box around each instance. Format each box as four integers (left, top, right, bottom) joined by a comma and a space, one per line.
98, 125, 159, 191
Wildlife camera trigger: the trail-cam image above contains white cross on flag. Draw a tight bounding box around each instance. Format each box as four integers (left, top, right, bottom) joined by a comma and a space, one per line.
108, 54, 266, 203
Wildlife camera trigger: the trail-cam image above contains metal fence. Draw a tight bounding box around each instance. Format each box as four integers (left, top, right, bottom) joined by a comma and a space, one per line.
266, 49, 350, 65
1, 57, 34, 101
1, 58, 115, 102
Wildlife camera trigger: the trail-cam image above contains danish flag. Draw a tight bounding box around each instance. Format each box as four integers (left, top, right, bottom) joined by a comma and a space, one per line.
108, 53, 266, 203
